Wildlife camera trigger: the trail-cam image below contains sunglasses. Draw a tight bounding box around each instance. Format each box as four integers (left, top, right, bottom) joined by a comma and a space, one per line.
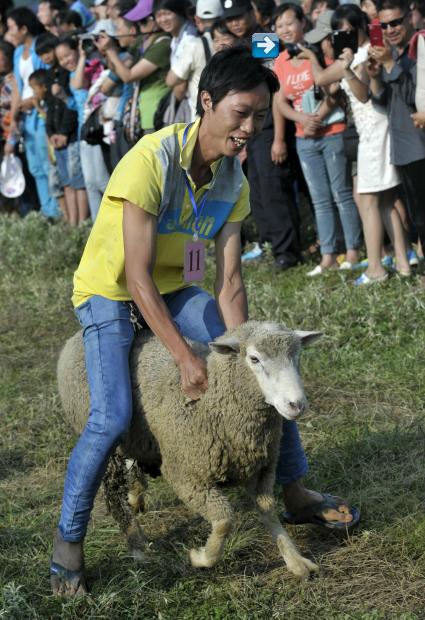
380, 14, 408, 29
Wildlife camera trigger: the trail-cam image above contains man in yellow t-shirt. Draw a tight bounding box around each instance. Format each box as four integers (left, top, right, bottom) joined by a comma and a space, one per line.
51, 46, 358, 597
51, 47, 279, 595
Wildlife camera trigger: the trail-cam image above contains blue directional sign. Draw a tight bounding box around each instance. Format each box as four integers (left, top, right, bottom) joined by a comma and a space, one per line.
251, 33, 279, 59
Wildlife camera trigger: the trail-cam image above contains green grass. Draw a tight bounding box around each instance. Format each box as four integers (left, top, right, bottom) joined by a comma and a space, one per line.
1, 212, 425, 619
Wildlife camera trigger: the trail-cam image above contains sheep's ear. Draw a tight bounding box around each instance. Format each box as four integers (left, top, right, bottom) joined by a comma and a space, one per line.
295, 331, 323, 347
209, 338, 240, 355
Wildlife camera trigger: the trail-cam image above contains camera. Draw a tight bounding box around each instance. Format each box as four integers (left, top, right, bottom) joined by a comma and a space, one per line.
78, 33, 98, 55
285, 41, 313, 59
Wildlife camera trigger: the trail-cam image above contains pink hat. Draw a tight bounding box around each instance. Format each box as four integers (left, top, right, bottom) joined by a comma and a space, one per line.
124, 0, 154, 21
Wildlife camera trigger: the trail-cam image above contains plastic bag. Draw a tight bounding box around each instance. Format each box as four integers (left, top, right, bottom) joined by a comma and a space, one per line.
416, 35, 425, 112
0, 154, 25, 198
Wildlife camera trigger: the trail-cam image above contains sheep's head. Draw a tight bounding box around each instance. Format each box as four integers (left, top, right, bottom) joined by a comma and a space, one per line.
209, 322, 322, 421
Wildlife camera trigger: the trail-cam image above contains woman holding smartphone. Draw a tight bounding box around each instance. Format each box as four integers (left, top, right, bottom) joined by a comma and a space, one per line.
298, 4, 411, 284
274, 3, 362, 277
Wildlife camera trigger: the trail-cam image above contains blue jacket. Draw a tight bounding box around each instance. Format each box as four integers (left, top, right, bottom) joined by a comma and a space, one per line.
14, 39, 48, 134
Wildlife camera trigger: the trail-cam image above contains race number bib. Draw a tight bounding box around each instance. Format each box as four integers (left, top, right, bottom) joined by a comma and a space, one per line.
184, 239, 205, 282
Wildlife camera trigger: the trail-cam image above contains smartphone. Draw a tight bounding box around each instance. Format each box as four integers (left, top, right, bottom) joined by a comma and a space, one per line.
332, 30, 358, 58
285, 43, 301, 59
368, 23, 384, 47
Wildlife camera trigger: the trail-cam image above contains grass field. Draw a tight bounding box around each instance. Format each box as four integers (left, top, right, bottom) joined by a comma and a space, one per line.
1, 212, 425, 620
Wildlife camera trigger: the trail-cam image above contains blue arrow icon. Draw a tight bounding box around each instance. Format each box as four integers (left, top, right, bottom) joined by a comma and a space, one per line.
252, 33, 279, 59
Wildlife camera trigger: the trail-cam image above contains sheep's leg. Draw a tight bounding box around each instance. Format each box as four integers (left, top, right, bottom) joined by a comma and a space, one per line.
103, 450, 147, 561
246, 472, 319, 579
170, 480, 233, 569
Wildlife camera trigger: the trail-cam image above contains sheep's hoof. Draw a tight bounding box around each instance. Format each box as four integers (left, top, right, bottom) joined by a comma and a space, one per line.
189, 547, 216, 568
286, 555, 319, 580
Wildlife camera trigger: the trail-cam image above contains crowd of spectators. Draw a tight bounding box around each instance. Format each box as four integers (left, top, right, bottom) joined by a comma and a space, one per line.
0, 0, 424, 284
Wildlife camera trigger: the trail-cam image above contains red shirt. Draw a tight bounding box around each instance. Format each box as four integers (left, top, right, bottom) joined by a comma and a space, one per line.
274, 50, 346, 138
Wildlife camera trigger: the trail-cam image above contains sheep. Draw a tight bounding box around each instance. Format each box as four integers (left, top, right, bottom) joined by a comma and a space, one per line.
57, 320, 322, 579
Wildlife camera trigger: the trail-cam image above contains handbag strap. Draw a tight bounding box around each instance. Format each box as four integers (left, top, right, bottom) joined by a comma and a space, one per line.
201, 35, 211, 63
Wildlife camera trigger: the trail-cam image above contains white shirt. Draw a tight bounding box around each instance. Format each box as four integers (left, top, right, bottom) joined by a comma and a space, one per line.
19, 54, 34, 100
171, 34, 213, 121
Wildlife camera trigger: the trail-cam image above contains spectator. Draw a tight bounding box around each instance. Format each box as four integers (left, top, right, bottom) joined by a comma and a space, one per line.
251, 0, 275, 30
29, 68, 88, 225
165, 0, 221, 120
96, 0, 171, 138
211, 18, 237, 51
301, 3, 411, 283
92, 0, 108, 22
54, 9, 84, 35
368, 0, 425, 260
0, 0, 13, 39
37, 0, 68, 36
55, 35, 109, 219
222, 0, 258, 44
66, 0, 96, 28
410, 0, 425, 29
274, 4, 362, 274
7, 7, 60, 218
361, 0, 379, 20
310, 0, 339, 24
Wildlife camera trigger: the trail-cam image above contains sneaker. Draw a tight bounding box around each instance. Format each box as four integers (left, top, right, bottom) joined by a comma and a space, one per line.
241, 242, 263, 262
353, 272, 389, 286
407, 249, 419, 266
353, 255, 393, 270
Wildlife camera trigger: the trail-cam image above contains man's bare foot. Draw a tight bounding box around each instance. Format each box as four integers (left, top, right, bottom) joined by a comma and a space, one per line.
50, 529, 88, 596
282, 480, 354, 524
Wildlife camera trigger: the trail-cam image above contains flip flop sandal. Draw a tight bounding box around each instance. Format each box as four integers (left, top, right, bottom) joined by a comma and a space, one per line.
50, 560, 89, 596
282, 493, 361, 530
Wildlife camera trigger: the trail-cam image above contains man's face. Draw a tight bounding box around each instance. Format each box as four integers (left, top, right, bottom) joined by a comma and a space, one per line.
37, 1, 54, 27
40, 49, 56, 65
115, 17, 138, 46
225, 10, 255, 38
106, 0, 120, 22
213, 30, 236, 52
310, 1, 326, 24
379, 7, 411, 47
201, 85, 270, 157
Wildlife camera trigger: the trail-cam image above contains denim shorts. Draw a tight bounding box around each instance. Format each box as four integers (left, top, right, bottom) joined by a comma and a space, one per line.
55, 141, 85, 190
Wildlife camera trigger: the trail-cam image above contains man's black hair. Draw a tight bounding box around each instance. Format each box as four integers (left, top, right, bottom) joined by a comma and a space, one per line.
29, 68, 49, 88
196, 46, 279, 117
153, 0, 189, 18
39, 0, 68, 10
55, 33, 79, 50
331, 3, 369, 31
54, 9, 83, 28
35, 31, 59, 55
211, 18, 236, 36
376, 0, 409, 11
252, 0, 276, 19
6, 7, 45, 37
272, 2, 305, 23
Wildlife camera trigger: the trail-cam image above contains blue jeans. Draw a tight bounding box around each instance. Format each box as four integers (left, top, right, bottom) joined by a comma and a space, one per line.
58, 289, 308, 541
296, 133, 362, 255
24, 114, 60, 219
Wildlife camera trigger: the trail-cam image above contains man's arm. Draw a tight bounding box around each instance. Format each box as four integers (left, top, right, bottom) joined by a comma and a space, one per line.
123, 200, 208, 399
214, 221, 248, 328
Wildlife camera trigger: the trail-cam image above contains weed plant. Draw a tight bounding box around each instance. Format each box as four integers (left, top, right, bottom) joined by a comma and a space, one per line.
1, 213, 425, 619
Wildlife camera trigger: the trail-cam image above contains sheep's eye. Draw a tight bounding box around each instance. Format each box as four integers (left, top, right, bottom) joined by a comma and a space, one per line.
249, 355, 260, 364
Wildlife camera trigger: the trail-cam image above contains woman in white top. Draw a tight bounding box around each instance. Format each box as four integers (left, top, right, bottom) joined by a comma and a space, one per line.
299, 4, 410, 284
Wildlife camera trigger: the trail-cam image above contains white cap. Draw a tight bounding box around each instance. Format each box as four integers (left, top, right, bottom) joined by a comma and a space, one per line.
93, 0, 107, 6
90, 19, 116, 35
196, 0, 223, 19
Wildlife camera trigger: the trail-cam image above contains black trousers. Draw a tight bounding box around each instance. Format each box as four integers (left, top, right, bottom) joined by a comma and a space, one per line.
398, 158, 425, 251
247, 129, 302, 264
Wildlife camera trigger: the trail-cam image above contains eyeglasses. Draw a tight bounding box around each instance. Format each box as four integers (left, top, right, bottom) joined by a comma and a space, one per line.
380, 14, 408, 29
140, 14, 154, 25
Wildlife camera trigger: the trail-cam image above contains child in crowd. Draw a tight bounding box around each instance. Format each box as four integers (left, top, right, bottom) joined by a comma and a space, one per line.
29, 68, 88, 225
211, 19, 237, 52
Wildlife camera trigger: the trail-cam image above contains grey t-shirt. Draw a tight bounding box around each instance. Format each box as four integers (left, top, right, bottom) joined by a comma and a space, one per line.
371, 47, 425, 166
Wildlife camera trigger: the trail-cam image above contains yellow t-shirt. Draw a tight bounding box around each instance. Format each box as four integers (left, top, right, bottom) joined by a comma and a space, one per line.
72, 119, 250, 307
